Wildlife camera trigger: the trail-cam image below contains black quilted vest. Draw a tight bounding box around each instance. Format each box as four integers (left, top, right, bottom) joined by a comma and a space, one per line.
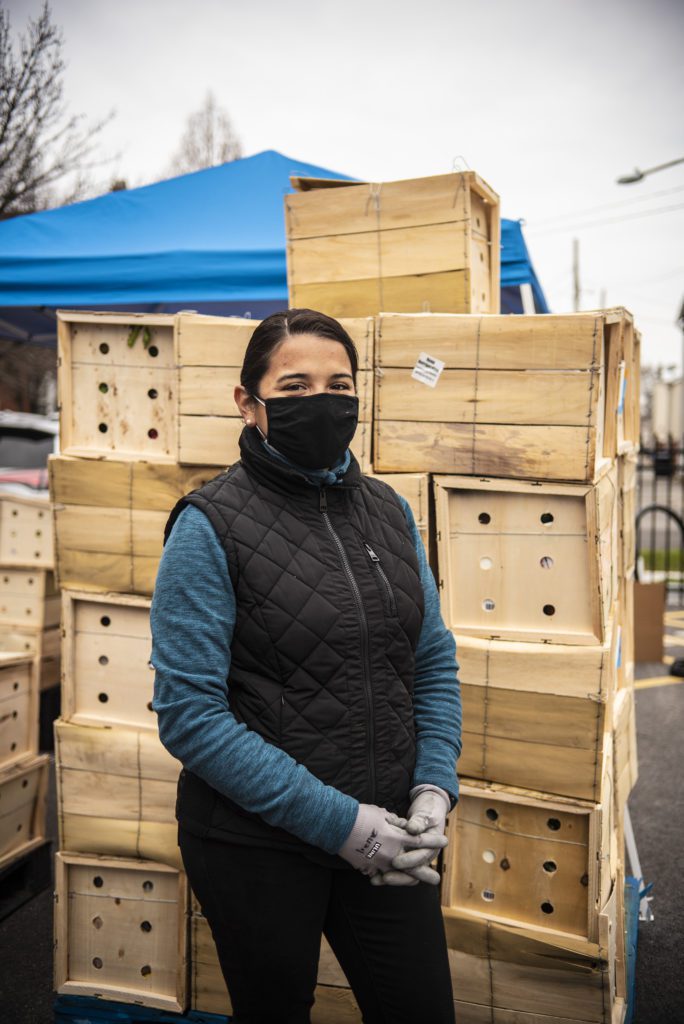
164, 427, 424, 865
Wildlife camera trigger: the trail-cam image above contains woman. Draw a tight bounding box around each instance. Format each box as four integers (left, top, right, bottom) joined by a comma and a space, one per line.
151, 308, 462, 1024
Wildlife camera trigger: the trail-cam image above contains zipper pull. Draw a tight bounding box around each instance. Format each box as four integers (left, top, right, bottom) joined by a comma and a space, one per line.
319, 488, 328, 513
364, 542, 380, 563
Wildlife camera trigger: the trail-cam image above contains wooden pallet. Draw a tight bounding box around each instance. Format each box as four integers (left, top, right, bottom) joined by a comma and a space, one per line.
434, 468, 618, 645
373, 309, 637, 480
54, 851, 188, 1012
285, 172, 500, 318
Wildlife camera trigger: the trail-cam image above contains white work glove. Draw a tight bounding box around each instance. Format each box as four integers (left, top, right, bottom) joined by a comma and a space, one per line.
371, 786, 451, 887
338, 804, 448, 877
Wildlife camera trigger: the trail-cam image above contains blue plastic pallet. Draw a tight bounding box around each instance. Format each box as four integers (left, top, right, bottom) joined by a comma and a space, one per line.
624, 875, 640, 1024
53, 996, 230, 1023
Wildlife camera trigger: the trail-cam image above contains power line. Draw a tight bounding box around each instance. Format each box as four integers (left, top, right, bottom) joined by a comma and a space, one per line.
528, 201, 684, 237
527, 184, 684, 228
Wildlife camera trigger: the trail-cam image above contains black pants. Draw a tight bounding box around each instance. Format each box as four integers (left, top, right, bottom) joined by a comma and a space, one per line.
180, 828, 455, 1024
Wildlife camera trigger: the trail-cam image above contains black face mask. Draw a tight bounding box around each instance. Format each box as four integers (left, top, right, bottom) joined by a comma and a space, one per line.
254, 392, 359, 470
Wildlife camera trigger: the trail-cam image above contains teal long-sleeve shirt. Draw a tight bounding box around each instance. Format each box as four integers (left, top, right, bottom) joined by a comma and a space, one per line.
151, 489, 461, 857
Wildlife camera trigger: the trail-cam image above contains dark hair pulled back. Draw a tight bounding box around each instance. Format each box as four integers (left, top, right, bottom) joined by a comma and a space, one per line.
240, 309, 359, 397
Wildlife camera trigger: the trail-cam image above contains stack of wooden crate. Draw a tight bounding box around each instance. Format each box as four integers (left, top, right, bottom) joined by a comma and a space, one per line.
375, 309, 638, 1024
0, 491, 60, 695
0, 650, 50, 878
50, 311, 246, 1009
0, 491, 54, 878
285, 172, 639, 1024
49, 309, 426, 1013
49, 168, 640, 1021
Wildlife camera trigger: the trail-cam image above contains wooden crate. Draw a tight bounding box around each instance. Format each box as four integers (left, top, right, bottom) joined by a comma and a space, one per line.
0, 623, 60, 690
435, 469, 618, 646
456, 622, 618, 801
444, 876, 625, 1024
49, 456, 223, 596
55, 719, 181, 869
61, 591, 154, 730
0, 493, 53, 568
617, 571, 634, 690
0, 568, 59, 630
0, 651, 39, 772
190, 909, 232, 1015
54, 851, 188, 1012
0, 753, 49, 870
374, 310, 636, 481
57, 311, 374, 469
442, 742, 616, 944
613, 687, 638, 813
285, 172, 500, 318
617, 453, 637, 579
191, 909, 361, 1022
618, 318, 640, 454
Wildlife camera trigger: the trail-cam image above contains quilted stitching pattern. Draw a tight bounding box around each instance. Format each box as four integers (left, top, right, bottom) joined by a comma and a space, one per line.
170, 451, 424, 814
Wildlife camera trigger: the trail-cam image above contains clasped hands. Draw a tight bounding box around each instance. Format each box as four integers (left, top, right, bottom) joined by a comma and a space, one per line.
339, 786, 451, 887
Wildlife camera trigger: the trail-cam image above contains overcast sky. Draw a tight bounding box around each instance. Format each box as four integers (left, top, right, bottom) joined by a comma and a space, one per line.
7, 0, 684, 369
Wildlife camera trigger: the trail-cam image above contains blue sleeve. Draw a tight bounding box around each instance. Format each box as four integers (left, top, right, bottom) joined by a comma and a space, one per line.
397, 496, 462, 806
151, 504, 358, 854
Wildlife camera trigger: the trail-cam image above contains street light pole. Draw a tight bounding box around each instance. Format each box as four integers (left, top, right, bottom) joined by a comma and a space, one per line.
617, 156, 684, 184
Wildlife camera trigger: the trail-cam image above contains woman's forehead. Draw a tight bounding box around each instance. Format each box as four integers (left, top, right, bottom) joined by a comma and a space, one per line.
265, 334, 353, 374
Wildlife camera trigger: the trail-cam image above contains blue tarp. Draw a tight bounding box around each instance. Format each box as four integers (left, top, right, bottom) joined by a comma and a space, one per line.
0, 148, 548, 331
500, 219, 549, 313
0, 150, 352, 306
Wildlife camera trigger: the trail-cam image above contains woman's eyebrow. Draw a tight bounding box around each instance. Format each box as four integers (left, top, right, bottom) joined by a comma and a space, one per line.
274, 371, 353, 384
274, 372, 312, 383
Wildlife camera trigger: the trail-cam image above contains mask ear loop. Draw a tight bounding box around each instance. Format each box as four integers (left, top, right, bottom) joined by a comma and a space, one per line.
249, 394, 268, 442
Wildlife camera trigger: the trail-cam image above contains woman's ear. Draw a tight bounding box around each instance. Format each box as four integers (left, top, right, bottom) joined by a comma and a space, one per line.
234, 386, 257, 425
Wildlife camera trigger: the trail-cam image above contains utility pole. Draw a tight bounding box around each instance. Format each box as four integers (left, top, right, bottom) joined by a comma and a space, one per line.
573, 239, 581, 312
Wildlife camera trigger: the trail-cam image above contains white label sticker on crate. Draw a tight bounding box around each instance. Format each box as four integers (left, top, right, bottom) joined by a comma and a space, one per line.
411, 352, 445, 388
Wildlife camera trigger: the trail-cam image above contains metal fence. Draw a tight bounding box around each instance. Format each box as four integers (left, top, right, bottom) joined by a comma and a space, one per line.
636, 442, 684, 606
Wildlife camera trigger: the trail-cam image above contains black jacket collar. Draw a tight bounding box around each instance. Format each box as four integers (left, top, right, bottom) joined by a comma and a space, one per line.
237, 425, 362, 500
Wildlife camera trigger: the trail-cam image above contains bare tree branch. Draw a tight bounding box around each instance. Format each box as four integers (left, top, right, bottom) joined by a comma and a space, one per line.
168, 91, 242, 176
0, 1, 113, 218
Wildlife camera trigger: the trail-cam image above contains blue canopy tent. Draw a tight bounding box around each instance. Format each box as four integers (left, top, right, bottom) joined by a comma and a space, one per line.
0, 149, 547, 344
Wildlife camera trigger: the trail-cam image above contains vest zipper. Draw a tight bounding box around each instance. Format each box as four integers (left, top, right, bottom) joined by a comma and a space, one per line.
319, 487, 376, 802
364, 543, 397, 616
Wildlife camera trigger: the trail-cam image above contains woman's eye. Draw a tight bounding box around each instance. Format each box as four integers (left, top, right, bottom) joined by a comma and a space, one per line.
283, 383, 307, 392
331, 383, 352, 391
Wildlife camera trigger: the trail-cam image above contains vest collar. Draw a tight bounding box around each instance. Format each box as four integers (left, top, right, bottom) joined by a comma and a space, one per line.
238, 425, 362, 499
